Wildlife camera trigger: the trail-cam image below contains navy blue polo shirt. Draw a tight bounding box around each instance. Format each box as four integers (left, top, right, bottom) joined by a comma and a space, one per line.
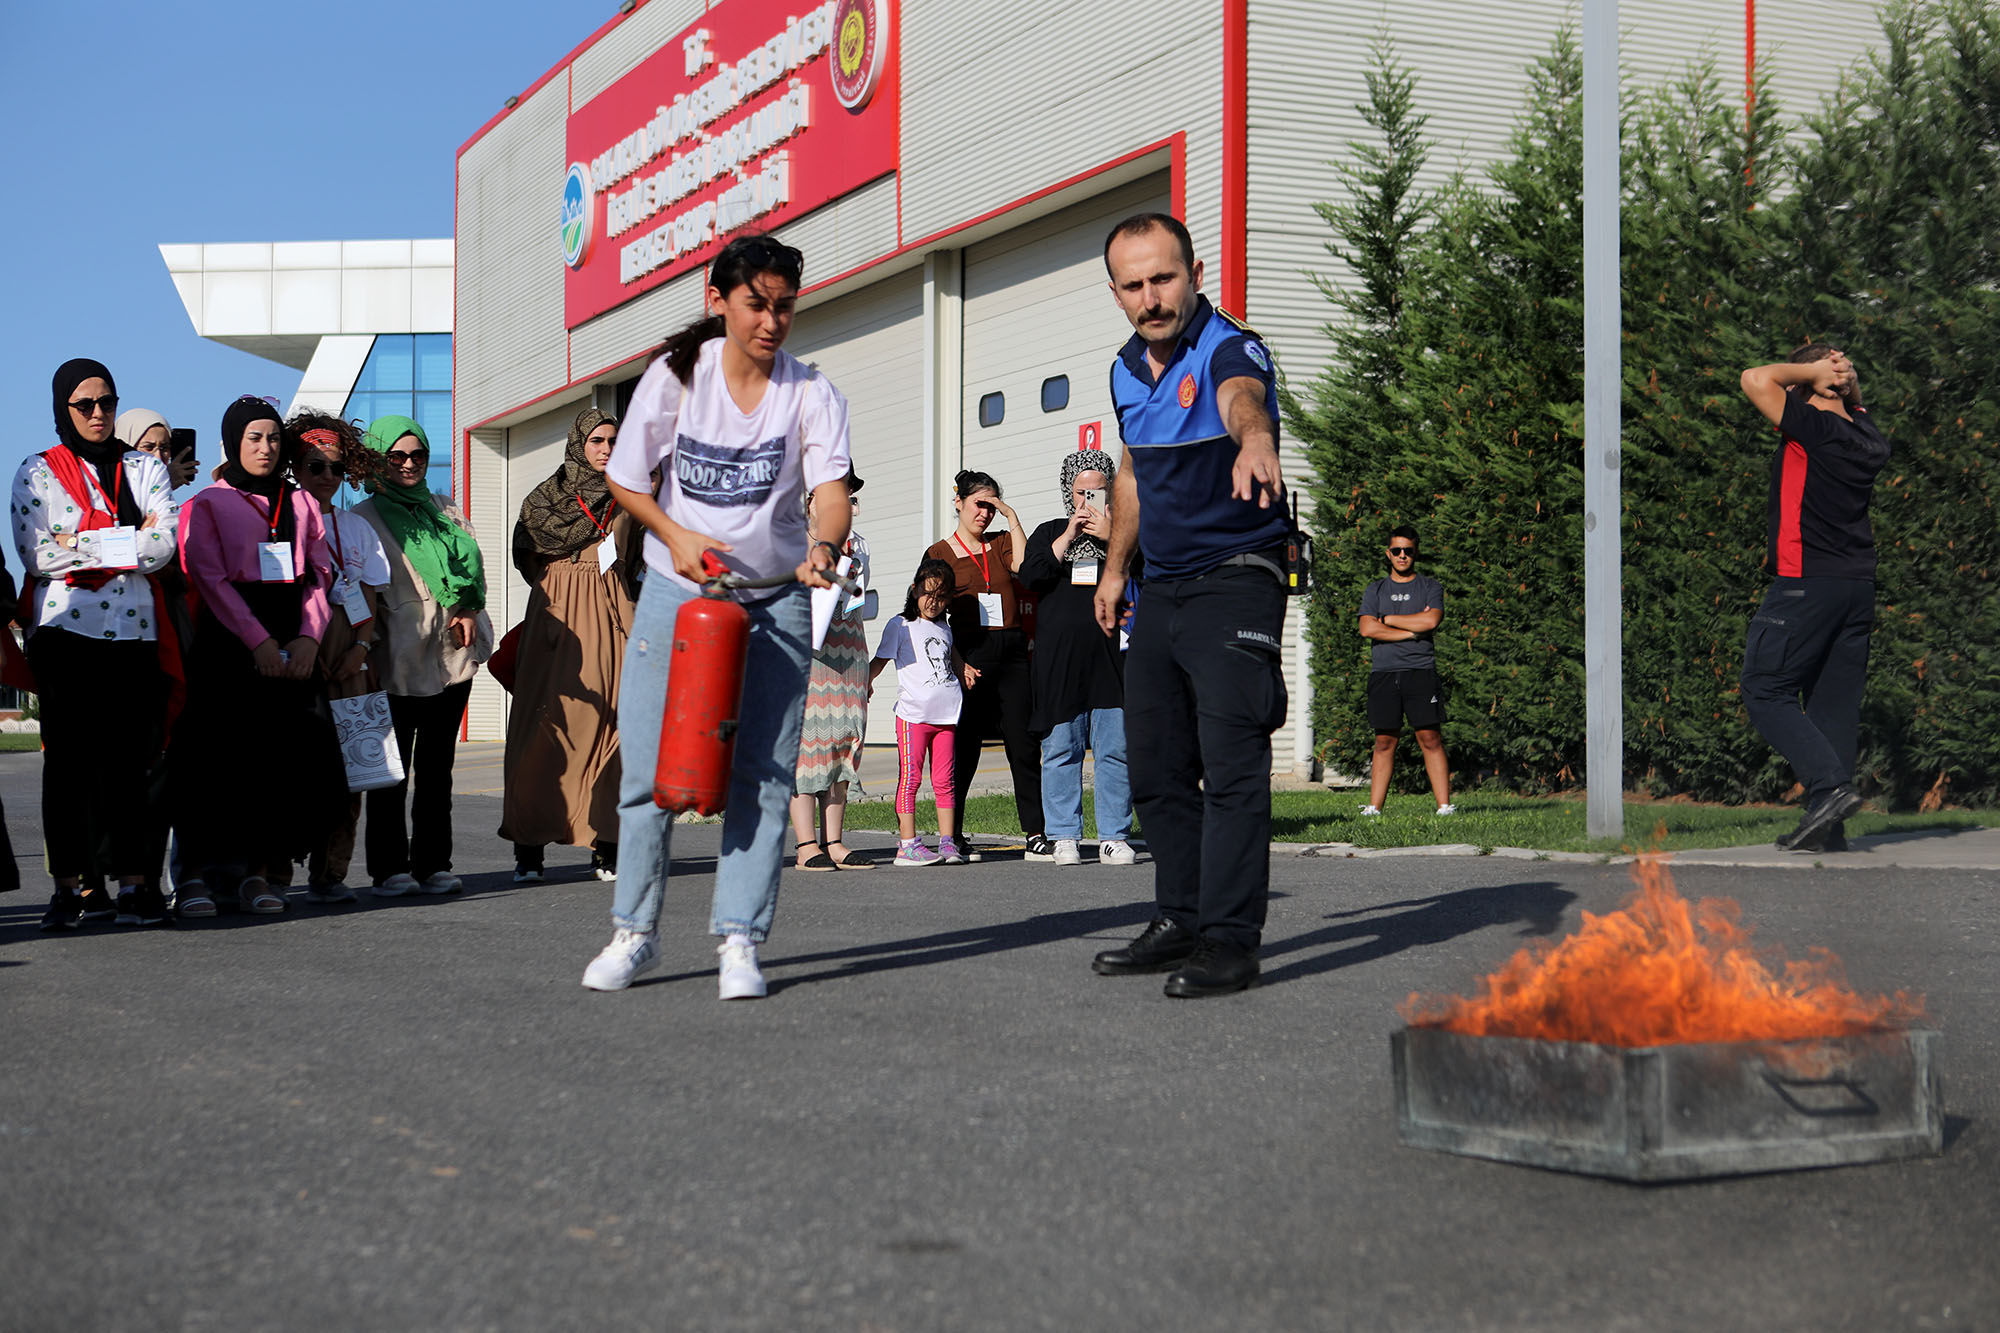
1109, 294, 1289, 580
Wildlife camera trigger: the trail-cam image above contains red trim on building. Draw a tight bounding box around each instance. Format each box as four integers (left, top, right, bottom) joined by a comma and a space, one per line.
1776, 437, 1807, 577
1745, 0, 1757, 115
1220, 0, 1249, 315
464, 137, 1188, 437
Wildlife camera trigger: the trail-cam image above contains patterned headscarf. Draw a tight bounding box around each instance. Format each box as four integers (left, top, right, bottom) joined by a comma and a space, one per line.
1058, 448, 1117, 564
516, 407, 617, 563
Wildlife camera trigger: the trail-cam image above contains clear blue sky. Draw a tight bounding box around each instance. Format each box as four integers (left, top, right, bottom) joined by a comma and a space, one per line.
0, 0, 602, 487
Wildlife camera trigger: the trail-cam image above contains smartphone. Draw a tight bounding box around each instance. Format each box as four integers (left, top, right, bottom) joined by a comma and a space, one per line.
1082, 487, 1106, 511
169, 427, 196, 455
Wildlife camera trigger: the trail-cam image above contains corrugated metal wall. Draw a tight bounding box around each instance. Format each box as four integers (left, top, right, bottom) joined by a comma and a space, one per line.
465, 426, 511, 742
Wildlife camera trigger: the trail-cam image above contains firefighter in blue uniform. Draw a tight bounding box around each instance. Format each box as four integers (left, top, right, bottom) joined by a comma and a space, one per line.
1090, 213, 1290, 998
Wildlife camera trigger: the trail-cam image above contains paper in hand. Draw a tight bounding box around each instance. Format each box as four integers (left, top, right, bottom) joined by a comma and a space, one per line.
809, 555, 855, 651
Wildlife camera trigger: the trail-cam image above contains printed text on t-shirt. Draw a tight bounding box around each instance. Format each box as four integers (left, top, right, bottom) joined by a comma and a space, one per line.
675, 434, 786, 507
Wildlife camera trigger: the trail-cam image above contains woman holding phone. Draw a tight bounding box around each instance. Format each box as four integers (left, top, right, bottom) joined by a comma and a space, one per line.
1018, 448, 1136, 868
581, 233, 851, 999
924, 470, 1047, 861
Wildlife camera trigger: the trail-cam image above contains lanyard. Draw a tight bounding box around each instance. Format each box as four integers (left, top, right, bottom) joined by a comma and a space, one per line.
577, 495, 616, 536
233, 484, 288, 540
951, 531, 991, 591
326, 509, 346, 574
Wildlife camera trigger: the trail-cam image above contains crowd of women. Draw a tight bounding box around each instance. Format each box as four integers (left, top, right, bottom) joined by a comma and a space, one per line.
12, 234, 1136, 1003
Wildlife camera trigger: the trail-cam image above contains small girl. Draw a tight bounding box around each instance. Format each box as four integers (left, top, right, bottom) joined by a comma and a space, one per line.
870, 558, 970, 866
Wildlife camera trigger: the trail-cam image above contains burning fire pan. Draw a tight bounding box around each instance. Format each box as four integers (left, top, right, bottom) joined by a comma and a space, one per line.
1393, 1025, 1942, 1182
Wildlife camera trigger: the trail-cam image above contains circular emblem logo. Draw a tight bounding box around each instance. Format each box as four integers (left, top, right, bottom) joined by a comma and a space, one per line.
561, 163, 594, 270
1177, 374, 1198, 410
829, 0, 887, 110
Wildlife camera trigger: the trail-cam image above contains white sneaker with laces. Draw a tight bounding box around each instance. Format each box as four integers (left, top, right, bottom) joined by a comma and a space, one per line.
1358, 805, 1382, 817
717, 935, 766, 1000
1098, 840, 1137, 866
1053, 839, 1081, 867
582, 928, 660, 990
417, 872, 462, 895
1435, 804, 1457, 816
372, 872, 420, 897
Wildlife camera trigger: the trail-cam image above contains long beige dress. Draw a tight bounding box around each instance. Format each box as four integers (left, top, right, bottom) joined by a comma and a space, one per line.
498, 515, 638, 847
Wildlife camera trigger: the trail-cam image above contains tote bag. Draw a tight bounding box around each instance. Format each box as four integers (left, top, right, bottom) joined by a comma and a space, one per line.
330, 690, 406, 792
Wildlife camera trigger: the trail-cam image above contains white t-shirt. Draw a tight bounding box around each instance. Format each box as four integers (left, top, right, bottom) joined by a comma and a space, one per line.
606, 339, 851, 601
325, 507, 392, 589
874, 615, 962, 725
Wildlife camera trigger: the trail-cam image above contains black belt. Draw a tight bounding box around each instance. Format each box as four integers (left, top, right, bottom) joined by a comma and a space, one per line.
1215, 547, 1287, 584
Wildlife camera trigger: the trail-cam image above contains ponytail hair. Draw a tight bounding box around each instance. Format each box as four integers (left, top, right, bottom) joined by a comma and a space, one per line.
954, 469, 1001, 500
653, 233, 807, 385
903, 557, 957, 621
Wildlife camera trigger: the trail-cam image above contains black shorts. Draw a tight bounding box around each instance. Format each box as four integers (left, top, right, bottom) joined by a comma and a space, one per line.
1367, 668, 1443, 731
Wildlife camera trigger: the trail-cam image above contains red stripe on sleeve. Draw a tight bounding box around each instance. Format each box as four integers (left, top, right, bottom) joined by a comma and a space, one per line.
1777, 438, 1808, 577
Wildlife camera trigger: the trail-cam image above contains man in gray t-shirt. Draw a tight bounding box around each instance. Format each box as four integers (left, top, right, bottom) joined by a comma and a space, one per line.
1356, 526, 1452, 816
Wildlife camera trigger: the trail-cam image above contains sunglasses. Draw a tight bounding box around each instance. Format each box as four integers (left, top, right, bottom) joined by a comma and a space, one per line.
385, 449, 430, 467
1387, 546, 1417, 556
298, 458, 343, 477
68, 395, 119, 417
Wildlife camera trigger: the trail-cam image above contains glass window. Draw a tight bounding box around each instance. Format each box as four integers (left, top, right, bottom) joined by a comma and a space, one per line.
1040, 375, 1069, 413
977, 392, 1004, 428
414, 334, 453, 391
343, 333, 456, 502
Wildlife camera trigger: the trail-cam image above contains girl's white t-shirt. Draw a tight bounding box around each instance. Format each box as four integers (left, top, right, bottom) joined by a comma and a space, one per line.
325, 507, 393, 589
606, 339, 851, 601
874, 615, 962, 725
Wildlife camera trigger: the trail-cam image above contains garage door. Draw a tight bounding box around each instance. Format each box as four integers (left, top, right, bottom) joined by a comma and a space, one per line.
787, 266, 927, 775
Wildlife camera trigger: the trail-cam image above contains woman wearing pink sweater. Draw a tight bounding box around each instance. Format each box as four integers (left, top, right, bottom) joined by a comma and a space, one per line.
169, 397, 348, 916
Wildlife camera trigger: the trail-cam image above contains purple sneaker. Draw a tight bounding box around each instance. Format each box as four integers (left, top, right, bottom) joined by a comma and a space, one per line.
894, 838, 941, 867
936, 836, 966, 865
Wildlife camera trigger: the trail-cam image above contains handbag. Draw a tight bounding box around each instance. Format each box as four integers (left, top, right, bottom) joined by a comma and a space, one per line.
329, 690, 406, 792
487, 622, 521, 691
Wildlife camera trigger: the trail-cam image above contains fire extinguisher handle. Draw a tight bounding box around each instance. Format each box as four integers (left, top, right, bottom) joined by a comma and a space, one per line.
700, 550, 730, 578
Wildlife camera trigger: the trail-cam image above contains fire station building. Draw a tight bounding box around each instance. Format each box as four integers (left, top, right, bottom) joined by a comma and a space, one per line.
452, 0, 1882, 757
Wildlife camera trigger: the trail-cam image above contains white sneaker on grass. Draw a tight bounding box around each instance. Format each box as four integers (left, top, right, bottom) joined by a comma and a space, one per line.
1098, 840, 1137, 866
1358, 805, 1382, 817
1053, 839, 1081, 867
718, 935, 766, 1000
1435, 804, 1457, 816
583, 929, 660, 991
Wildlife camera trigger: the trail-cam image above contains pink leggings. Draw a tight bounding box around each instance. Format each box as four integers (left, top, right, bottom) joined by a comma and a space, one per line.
894, 718, 957, 816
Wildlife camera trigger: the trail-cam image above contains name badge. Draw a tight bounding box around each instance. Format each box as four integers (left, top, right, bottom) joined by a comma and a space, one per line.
1070, 559, 1099, 586
94, 526, 139, 569
977, 592, 1003, 627
338, 578, 371, 626
258, 541, 294, 583
596, 535, 618, 576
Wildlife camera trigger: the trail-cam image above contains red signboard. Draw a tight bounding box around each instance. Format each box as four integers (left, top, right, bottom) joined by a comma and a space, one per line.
561, 0, 899, 329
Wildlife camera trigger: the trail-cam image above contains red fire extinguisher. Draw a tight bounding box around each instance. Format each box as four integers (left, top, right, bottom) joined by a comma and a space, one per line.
652, 554, 752, 815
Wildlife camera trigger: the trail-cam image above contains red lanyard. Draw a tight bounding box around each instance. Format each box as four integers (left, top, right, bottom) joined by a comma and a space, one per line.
232, 484, 288, 541
951, 532, 991, 591
326, 509, 346, 574
578, 495, 616, 536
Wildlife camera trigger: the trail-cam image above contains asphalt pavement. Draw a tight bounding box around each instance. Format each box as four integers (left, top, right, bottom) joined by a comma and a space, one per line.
3, 748, 1996, 1332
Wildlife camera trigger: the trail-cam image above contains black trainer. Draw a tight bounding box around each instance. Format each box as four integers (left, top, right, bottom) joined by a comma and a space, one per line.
1093, 916, 1199, 975
1024, 834, 1057, 862
40, 889, 82, 931
1163, 938, 1260, 998
1778, 786, 1864, 851
115, 884, 168, 926
76, 885, 117, 923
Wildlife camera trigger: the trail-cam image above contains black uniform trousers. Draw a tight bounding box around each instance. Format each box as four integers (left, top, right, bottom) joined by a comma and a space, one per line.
1740, 576, 1874, 806
366, 680, 474, 882
1124, 563, 1287, 951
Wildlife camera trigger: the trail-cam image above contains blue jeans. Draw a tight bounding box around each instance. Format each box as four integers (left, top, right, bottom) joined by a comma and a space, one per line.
1039, 708, 1132, 840
612, 577, 812, 942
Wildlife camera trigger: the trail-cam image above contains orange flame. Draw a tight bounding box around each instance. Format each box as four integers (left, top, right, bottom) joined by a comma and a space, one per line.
1400, 854, 1924, 1046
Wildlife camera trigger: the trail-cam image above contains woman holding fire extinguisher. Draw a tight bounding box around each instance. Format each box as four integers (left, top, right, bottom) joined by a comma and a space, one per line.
581, 233, 852, 999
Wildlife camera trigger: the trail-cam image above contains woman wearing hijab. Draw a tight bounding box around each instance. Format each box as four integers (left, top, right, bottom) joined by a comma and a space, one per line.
12, 359, 178, 929
1018, 448, 1137, 868
500, 406, 638, 884
115, 408, 198, 491
354, 415, 492, 897
171, 396, 345, 915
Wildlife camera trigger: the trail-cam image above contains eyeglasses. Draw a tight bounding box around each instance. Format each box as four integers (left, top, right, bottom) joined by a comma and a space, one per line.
68, 395, 119, 417
1387, 546, 1417, 556
385, 449, 430, 467
299, 458, 343, 477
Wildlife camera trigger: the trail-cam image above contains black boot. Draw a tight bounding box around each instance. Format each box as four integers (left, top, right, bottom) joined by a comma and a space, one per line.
1093, 916, 1198, 975
1163, 938, 1260, 998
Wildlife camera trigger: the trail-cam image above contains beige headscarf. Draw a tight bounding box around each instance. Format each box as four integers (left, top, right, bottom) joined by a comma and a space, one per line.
114, 408, 169, 450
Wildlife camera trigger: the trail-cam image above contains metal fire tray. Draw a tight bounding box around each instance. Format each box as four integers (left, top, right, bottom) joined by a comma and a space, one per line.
1392, 1026, 1943, 1182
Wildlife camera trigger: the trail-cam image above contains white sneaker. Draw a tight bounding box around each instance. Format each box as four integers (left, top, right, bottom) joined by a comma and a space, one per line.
371, 872, 420, 897
1435, 804, 1457, 816
417, 871, 462, 895
303, 882, 357, 904
1358, 805, 1382, 817
582, 928, 660, 990
717, 935, 766, 1000
1098, 840, 1137, 866
1053, 839, 1082, 867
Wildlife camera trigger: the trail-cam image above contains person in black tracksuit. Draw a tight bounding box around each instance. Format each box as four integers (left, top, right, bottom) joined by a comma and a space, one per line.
1738, 344, 1887, 852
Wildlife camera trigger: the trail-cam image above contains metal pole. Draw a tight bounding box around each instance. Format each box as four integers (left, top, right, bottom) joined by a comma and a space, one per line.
1583, 0, 1623, 839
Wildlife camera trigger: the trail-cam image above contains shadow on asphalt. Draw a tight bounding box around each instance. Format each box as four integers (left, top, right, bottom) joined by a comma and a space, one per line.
1258, 880, 1576, 987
